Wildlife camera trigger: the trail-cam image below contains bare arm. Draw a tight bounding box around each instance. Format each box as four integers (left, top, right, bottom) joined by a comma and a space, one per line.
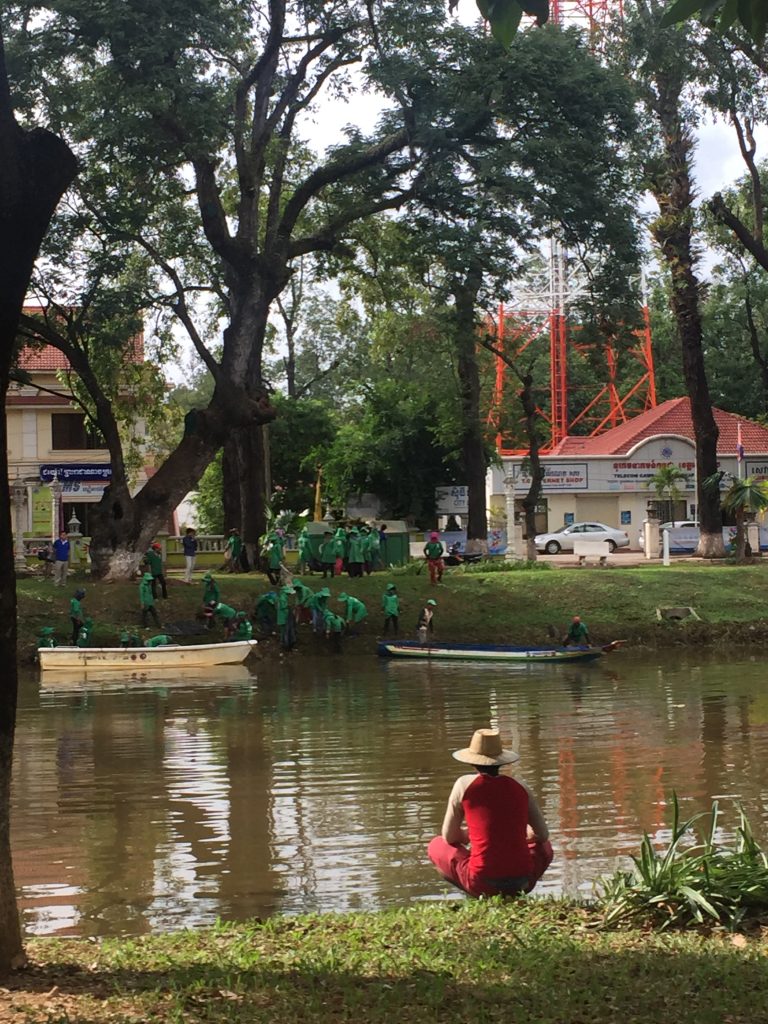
441, 776, 471, 846
517, 778, 550, 842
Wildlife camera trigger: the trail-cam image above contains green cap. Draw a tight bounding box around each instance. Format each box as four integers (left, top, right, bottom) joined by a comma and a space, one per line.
39, 626, 55, 636
339, 592, 348, 601
386, 583, 396, 591
317, 587, 331, 597
427, 599, 437, 606
143, 572, 154, 581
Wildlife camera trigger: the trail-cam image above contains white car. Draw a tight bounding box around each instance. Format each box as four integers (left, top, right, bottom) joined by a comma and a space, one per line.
534, 521, 630, 554
638, 521, 699, 549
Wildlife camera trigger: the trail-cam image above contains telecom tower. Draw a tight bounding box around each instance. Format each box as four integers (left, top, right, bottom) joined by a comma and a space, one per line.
492, 0, 656, 456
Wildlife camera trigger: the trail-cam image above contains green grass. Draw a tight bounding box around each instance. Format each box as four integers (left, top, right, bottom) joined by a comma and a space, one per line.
4, 902, 766, 1023
15, 560, 768, 661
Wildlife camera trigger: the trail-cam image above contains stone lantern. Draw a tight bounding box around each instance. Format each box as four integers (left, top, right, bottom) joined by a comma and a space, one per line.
11, 476, 28, 573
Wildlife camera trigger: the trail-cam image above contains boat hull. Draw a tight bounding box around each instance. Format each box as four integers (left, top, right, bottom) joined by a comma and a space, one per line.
377, 640, 603, 663
38, 639, 257, 671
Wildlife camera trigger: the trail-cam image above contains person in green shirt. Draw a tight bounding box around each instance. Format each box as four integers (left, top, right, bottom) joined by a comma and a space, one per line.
331, 527, 347, 576
208, 600, 238, 638
254, 591, 277, 635
276, 585, 296, 650
69, 588, 86, 644
347, 528, 364, 578
563, 615, 591, 647
310, 586, 331, 633
139, 572, 162, 628
297, 526, 313, 574
292, 577, 314, 625
201, 573, 220, 628
264, 530, 285, 585
145, 634, 173, 647
320, 531, 335, 578
144, 543, 168, 599
423, 532, 445, 585
225, 529, 242, 573
37, 626, 58, 649
119, 628, 141, 648
338, 592, 367, 635
232, 612, 254, 641
75, 617, 93, 648
323, 607, 345, 653
382, 583, 400, 635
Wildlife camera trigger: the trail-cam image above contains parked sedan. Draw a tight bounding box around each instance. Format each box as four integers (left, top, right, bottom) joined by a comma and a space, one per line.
534, 521, 631, 555
638, 521, 699, 549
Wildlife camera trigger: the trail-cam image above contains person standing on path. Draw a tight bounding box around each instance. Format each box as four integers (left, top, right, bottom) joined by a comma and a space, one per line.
144, 543, 168, 599
423, 532, 445, 585
69, 587, 86, 644
225, 529, 242, 573
139, 573, 162, 629
427, 728, 553, 898
331, 527, 347, 577
52, 530, 70, 587
182, 528, 198, 584
347, 527, 365, 578
382, 583, 400, 635
416, 599, 437, 644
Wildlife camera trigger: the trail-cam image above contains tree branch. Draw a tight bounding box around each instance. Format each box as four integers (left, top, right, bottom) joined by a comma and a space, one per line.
710, 193, 768, 273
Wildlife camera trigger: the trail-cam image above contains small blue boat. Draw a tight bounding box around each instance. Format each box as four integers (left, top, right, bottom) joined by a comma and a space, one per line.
377, 640, 615, 663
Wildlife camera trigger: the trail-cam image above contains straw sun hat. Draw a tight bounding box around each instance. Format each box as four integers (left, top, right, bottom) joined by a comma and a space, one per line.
452, 728, 519, 767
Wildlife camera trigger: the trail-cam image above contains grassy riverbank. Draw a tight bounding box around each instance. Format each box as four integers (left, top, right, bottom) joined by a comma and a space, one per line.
15, 560, 768, 661
4, 901, 766, 1023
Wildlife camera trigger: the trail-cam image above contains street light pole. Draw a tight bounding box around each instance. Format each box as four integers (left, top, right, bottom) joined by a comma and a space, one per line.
50, 471, 62, 543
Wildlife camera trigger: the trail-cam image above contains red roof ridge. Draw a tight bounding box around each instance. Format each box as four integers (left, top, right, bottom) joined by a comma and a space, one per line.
548, 397, 768, 457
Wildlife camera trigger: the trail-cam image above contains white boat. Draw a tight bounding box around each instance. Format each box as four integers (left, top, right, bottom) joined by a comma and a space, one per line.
38, 639, 258, 671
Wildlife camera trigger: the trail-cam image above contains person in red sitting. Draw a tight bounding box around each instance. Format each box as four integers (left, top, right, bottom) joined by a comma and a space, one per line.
427, 727, 553, 897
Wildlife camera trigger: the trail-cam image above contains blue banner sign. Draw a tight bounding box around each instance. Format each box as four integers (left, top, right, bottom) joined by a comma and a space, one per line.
40, 464, 112, 482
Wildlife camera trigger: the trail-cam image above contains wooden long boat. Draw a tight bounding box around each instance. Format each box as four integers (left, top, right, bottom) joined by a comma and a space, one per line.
38, 639, 257, 671
377, 640, 614, 663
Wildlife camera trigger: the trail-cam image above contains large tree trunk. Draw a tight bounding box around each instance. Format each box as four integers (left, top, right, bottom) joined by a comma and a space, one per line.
222, 424, 270, 564
89, 405, 235, 578
454, 272, 487, 552
519, 372, 543, 562
0, 27, 78, 974
648, 71, 724, 558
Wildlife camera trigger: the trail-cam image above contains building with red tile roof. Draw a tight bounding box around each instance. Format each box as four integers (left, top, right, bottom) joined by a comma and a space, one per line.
487, 397, 768, 548
7, 315, 148, 539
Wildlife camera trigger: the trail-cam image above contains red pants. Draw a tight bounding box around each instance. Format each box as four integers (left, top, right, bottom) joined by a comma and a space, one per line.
427, 558, 444, 584
427, 836, 553, 897
334, 557, 343, 576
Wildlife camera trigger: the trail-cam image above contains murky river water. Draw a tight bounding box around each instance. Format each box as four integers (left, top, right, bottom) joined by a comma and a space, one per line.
12, 650, 768, 936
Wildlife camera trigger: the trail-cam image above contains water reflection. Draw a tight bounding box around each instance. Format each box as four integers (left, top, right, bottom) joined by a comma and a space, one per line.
12, 651, 768, 936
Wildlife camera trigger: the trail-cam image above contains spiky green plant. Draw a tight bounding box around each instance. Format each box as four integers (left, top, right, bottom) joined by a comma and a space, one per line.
597, 795, 768, 931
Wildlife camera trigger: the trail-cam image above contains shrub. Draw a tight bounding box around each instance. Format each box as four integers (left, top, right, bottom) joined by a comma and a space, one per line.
597, 794, 768, 931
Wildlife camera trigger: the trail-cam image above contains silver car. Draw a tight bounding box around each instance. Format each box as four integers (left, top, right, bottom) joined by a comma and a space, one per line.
534, 521, 630, 555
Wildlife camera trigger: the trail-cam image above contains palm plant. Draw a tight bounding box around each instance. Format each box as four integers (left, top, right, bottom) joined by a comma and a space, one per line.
720, 476, 768, 562
650, 464, 689, 522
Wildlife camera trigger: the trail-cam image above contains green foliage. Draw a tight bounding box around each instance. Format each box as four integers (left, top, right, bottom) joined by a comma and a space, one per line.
454, 558, 553, 572
598, 794, 768, 930
661, 0, 767, 45
194, 452, 224, 535
450, 0, 549, 47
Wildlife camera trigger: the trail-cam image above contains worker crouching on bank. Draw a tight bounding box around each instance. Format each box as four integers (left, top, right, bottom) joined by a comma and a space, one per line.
427, 728, 553, 898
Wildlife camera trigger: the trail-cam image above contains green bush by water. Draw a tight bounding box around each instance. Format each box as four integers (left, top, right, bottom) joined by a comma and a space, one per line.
598, 795, 768, 931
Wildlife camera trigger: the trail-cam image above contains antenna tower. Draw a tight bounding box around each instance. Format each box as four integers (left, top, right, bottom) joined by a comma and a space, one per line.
491, 0, 656, 456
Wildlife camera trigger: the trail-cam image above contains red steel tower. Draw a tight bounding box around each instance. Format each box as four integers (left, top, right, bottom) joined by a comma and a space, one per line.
491, 0, 656, 456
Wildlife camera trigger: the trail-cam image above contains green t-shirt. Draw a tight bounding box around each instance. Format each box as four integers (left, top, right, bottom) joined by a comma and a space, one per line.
382, 593, 400, 616
139, 578, 155, 608
70, 597, 83, 618
145, 634, 173, 647
424, 541, 444, 559
145, 549, 163, 574
215, 602, 237, 620
567, 621, 589, 643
